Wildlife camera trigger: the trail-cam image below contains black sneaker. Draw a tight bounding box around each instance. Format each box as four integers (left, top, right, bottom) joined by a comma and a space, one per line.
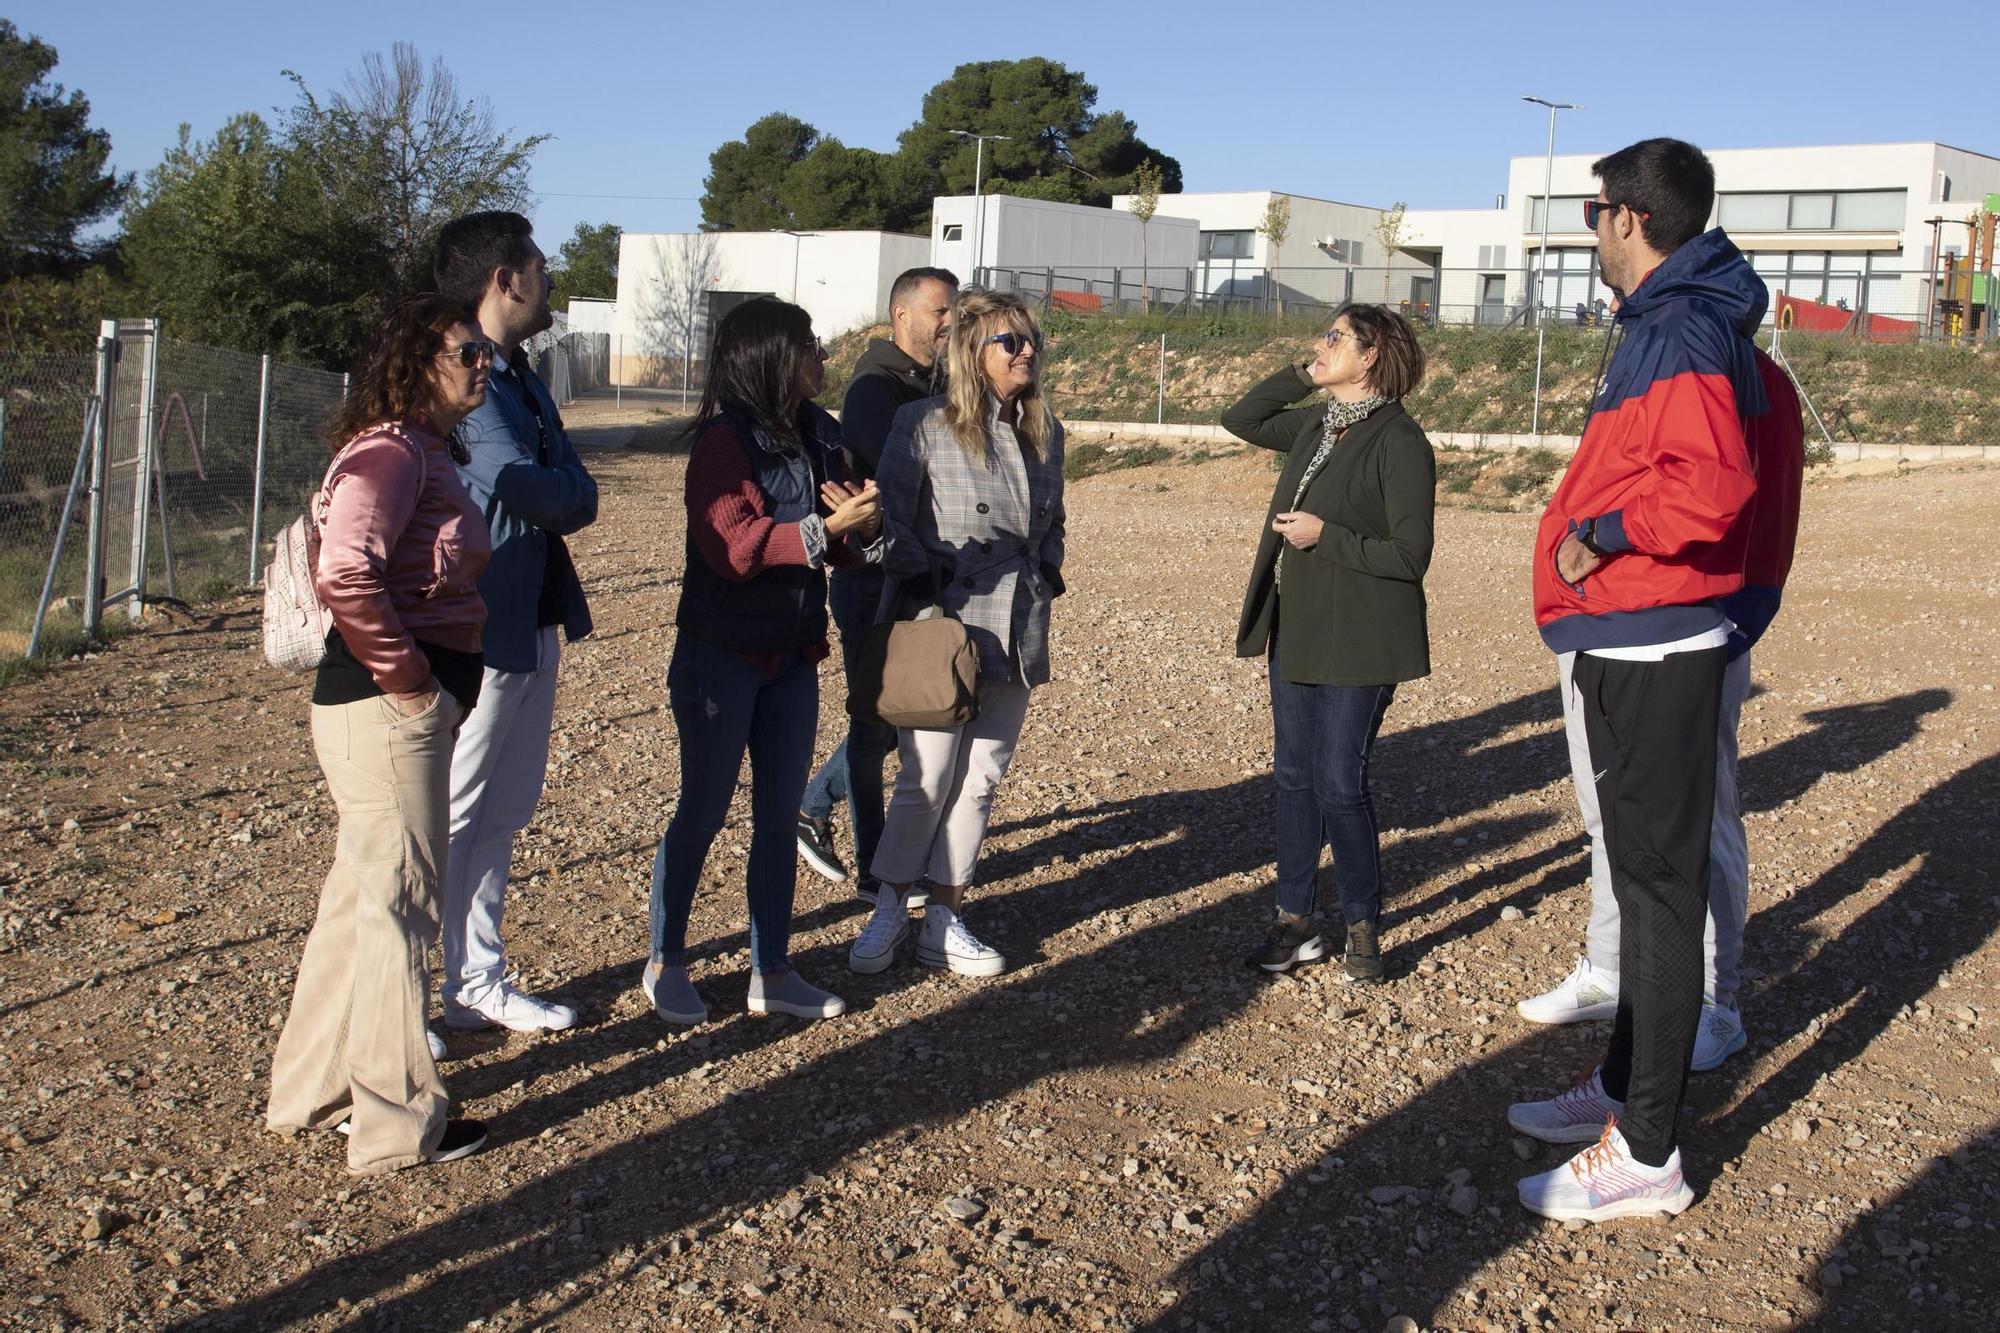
1247, 916, 1327, 973
1342, 920, 1385, 984
425, 1119, 489, 1164
855, 875, 882, 904
796, 814, 848, 883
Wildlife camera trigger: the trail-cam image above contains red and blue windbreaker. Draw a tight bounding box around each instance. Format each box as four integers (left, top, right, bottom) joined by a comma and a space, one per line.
1534, 228, 1768, 653
1720, 350, 1804, 660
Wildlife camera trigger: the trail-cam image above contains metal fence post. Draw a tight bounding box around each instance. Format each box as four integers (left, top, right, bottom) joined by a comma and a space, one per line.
127, 319, 161, 619
1157, 332, 1166, 425
83, 320, 118, 637
247, 354, 274, 586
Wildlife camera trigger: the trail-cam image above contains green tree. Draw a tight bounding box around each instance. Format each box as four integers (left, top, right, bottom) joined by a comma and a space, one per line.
119, 45, 546, 368
895, 60, 1180, 212
0, 20, 128, 280
1128, 160, 1164, 312
1373, 201, 1408, 304
701, 113, 818, 231
1259, 194, 1292, 321
550, 222, 620, 310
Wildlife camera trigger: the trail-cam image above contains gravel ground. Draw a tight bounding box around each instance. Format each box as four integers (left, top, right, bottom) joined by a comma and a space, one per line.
0, 424, 1995, 1333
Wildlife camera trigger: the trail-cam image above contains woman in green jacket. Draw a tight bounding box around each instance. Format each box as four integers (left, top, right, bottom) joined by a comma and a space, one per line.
1224, 303, 1435, 984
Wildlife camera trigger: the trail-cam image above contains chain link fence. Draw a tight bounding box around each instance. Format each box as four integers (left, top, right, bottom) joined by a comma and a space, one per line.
1032, 316, 2000, 456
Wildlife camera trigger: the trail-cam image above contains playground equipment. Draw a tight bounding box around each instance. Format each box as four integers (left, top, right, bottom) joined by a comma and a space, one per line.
1935, 194, 1999, 341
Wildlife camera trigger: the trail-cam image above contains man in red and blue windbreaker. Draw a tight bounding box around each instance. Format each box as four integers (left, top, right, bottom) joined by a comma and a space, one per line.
1509, 139, 1769, 1222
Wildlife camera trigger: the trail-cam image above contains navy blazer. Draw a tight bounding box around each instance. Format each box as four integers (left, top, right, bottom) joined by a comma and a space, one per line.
454, 355, 597, 672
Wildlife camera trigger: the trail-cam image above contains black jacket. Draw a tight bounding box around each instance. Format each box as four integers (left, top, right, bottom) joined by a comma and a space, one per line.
1226, 364, 1436, 687
841, 339, 941, 480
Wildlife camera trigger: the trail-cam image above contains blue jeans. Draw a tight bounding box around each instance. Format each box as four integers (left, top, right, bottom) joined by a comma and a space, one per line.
1269, 652, 1395, 926
799, 567, 894, 886
650, 639, 818, 973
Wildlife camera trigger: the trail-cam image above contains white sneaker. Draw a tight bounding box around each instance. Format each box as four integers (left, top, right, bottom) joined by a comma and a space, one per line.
1691, 1001, 1747, 1072
426, 1028, 447, 1061
906, 882, 931, 909
641, 958, 708, 1026
1517, 958, 1620, 1025
747, 970, 847, 1019
445, 974, 577, 1032
849, 894, 910, 974
1508, 1068, 1626, 1144
916, 911, 1004, 977
1517, 1120, 1695, 1221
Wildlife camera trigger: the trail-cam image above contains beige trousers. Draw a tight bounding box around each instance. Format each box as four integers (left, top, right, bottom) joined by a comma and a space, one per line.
267, 691, 461, 1175
871, 680, 1032, 888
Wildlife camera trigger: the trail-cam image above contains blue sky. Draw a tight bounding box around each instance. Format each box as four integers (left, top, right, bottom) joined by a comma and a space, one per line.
16, 0, 1995, 250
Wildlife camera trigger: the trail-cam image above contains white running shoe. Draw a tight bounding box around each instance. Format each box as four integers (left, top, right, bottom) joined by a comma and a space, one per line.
1517, 958, 1621, 1025
1517, 1119, 1694, 1221
916, 911, 1004, 977
1508, 1068, 1627, 1145
1691, 1001, 1747, 1072
849, 894, 910, 974
445, 974, 578, 1032
426, 1029, 447, 1061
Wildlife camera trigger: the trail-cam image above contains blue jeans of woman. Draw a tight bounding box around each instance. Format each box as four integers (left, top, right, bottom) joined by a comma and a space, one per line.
650, 639, 817, 973
1269, 650, 1395, 926
799, 567, 893, 886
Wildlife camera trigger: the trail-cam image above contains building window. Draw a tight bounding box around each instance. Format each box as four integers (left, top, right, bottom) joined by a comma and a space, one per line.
941, 224, 964, 242
1527, 196, 1594, 233
1200, 230, 1253, 259
1833, 191, 1904, 230
1717, 189, 1905, 232
1789, 194, 1835, 229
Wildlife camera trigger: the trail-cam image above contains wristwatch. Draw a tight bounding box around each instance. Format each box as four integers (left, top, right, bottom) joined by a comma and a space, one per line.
1576, 518, 1608, 558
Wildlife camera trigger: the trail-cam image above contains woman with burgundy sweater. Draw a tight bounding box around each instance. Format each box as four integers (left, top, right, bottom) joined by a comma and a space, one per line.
266, 294, 496, 1175
643, 298, 882, 1026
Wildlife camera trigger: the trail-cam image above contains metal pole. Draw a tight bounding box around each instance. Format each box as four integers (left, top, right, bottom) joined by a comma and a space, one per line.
1531, 108, 1557, 440
128, 319, 160, 619
972, 137, 985, 282
83, 321, 117, 637
1157, 332, 1166, 425
28, 399, 100, 660
247, 354, 273, 585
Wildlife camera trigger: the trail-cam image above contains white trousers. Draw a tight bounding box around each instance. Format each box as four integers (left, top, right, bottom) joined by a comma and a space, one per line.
1563, 647, 1752, 1007
871, 680, 1032, 889
442, 626, 561, 1008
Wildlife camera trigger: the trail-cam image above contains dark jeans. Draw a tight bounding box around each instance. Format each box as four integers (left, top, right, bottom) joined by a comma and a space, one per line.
650, 638, 818, 974
1269, 649, 1395, 926
1578, 646, 1724, 1168
800, 567, 894, 885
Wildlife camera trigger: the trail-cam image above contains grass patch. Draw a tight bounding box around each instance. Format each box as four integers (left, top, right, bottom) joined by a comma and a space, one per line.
1064, 442, 1176, 481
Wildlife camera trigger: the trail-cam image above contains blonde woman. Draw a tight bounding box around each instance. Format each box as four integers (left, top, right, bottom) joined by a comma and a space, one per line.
847, 291, 1066, 979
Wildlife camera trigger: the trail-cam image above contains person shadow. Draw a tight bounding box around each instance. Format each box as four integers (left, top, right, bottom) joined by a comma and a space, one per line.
179, 690, 1971, 1331
1132, 700, 1989, 1331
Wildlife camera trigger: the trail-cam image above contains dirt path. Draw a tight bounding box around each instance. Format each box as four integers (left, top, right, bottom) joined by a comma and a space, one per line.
0, 451, 1995, 1332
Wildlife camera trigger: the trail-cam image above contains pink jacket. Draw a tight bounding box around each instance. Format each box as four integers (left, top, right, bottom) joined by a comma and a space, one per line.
314, 422, 489, 694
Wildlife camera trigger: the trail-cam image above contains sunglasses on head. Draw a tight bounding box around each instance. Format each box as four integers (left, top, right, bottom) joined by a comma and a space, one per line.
438, 339, 497, 368
1583, 199, 1651, 229
984, 330, 1043, 355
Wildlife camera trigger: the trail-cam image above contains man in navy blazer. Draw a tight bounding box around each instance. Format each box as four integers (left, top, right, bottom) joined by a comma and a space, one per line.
431, 212, 598, 1034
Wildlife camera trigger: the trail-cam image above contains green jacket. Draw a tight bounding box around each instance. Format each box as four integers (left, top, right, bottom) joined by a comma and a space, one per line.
1226, 364, 1436, 686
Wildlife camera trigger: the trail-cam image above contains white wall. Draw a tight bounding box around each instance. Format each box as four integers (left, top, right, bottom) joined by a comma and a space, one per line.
614, 229, 931, 359
930, 194, 1198, 276
564, 298, 617, 335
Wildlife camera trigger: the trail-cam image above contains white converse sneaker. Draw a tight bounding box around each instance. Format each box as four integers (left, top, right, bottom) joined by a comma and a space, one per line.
849, 894, 910, 974
1690, 1001, 1747, 1072
445, 973, 577, 1032
1517, 1119, 1694, 1221
1517, 958, 1620, 1025
916, 911, 1004, 977
426, 1028, 447, 1061
1508, 1068, 1626, 1144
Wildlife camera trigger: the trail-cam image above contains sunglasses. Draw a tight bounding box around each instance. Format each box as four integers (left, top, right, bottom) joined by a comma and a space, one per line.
438, 339, 497, 368
1322, 327, 1366, 348
1583, 200, 1651, 229
802, 337, 827, 358
985, 330, 1043, 356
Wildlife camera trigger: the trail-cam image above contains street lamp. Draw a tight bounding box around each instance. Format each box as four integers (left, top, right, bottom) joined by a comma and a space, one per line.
949, 130, 1012, 282
1523, 96, 1581, 442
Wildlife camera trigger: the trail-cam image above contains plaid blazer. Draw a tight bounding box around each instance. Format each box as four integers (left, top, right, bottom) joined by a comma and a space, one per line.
874, 397, 1066, 686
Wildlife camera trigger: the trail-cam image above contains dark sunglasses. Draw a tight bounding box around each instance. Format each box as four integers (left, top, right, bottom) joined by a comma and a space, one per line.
985, 330, 1043, 355
1322, 326, 1366, 348
802, 337, 827, 358
438, 339, 497, 368
1583, 199, 1651, 229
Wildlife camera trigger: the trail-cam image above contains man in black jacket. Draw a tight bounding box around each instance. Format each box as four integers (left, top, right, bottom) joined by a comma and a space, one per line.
797, 267, 958, 901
